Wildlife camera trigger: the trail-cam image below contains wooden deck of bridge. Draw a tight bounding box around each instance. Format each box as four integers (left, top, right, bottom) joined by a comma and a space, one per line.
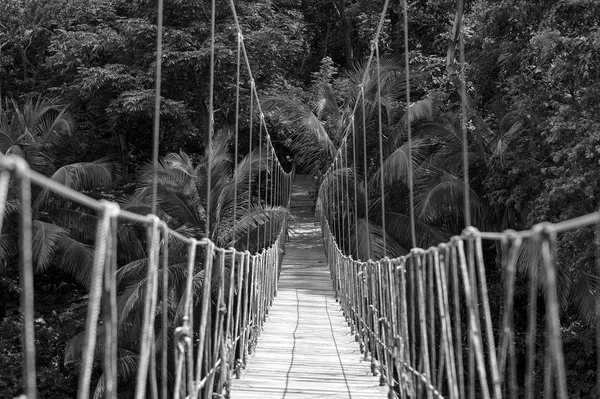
230, 175, 388, 399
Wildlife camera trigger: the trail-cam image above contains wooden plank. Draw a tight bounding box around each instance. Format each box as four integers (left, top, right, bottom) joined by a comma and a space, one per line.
230, 175, 389, 399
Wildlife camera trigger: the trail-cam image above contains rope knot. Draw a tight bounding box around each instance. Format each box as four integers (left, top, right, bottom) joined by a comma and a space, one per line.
450, 235, 462, 246
0, 155, 30, 176
533, 222, 554, 242
174, 318, 192, 353
100, 200, 121, 219
410, 248, 425, 256
502, 229, 522, 247
462, 226, 481, 239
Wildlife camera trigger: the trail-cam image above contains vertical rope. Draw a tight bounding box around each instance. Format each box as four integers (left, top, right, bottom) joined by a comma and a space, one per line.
344, 141, 352, 255
161, 226, 169, 399
536, 225, 568, 398
402, 0, 417, 249
18, 162, 37, 399
206, 0, 216, 237
269, 137, 274, 244
352, 119, 359, 258
78, 203, 118, 399
135, 217, 161, 399
247, 80, 254, 250
459, 15, 471, 227
360, 87, 371, 259
194, 241, 215, 390
257, 112, 263, 250
233, 32, 242, 245
151, 0, 164, 217
103, 213, 118, 399
375, 41, 387, 256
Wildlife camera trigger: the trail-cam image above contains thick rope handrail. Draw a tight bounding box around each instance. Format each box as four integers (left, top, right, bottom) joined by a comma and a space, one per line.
1, 152, 293, 398
319, 205, 588, 398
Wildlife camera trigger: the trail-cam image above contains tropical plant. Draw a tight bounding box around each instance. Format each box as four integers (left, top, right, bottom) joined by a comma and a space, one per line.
263, 55, 411, 175
0, 97, 73, 172
0, 98, 125, 289
65, 131, 290, 397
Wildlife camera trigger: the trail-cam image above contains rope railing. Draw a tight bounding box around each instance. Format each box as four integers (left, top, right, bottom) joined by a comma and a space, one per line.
4, 1, 296, 397
1, 153, 293, 399
320, 202, 593, 398
313, 0, 584, 397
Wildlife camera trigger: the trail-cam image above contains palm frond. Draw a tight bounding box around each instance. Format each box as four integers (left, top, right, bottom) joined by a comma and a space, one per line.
351, 218, 408, 261
0, 233, 17, 260
56, 235, 94, 288
314, 81, 341, 119
263, 96, 336, 157
229, 205, 289, 249
414, 165, 485, 229
388, 98, 437, 147
370, 138, 430, 188
382, 211, 450, 251
92, 355, 139, 399
31, 220, 68, 273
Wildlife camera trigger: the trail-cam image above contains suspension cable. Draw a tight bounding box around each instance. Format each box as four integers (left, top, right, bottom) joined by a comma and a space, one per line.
205, 0, 216, 238
403, 0, 417, 249
375, 41, 386, 256
360, 86, 371, 260
151, 0, 164, 217
233, 31, 242, 243
459, 14, 471, 228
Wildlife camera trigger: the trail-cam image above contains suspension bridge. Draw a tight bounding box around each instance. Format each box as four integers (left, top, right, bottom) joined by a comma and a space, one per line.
1, 0, 598, 398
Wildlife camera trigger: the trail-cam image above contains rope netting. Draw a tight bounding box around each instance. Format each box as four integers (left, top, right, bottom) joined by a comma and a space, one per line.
1, 0, 294, 398
317, 1, 596, 399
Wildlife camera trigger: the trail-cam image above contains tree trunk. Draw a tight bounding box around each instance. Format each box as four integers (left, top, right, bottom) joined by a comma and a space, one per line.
335, 0, 354, 69
446, 0, 465, 73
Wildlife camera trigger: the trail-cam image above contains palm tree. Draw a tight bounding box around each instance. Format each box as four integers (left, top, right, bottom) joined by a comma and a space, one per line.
263, 56, 410, 176
71, 131, 290, 398
0, 97, 72, 173
0, 98, 126, 288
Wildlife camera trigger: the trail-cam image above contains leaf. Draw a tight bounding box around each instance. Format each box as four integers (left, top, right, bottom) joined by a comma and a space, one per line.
92, 355, 139, 399
414, 164, 485, 229
56, 236, 94, 288
382, 211, 450, 251
351, 218, 408, 261
370, 138, 430, 188
31, 220, 68, 273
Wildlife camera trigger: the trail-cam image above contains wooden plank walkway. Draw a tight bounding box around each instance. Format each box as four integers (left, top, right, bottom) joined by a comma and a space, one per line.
230, 175, 388, 399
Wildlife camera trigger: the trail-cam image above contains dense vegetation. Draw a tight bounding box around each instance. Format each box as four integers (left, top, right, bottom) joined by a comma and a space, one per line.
0, 0, 599, 397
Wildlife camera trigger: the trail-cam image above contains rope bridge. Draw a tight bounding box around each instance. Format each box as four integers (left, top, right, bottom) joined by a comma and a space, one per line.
3, 0, 599, 398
